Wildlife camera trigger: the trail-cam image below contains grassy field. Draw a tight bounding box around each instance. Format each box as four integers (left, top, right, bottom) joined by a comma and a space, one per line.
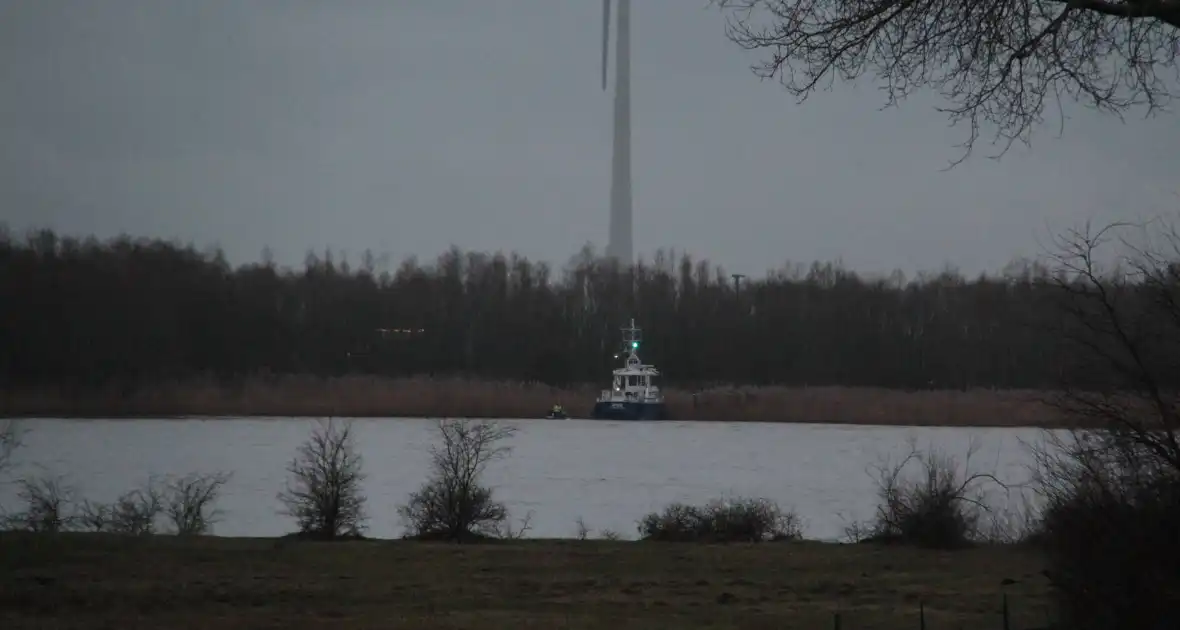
0, 533, 1054, 630
0, 375, 1068, 427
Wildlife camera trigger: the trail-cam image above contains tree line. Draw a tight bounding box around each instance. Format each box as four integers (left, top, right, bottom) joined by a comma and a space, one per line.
0, 226, 1135, 392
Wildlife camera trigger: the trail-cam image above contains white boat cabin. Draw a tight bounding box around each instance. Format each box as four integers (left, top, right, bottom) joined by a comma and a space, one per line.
597, 318, 664, 404
604, 364, 662, 403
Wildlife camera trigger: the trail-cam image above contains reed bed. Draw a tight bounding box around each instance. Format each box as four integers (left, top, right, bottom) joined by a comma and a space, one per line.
0, 376, 1068, 426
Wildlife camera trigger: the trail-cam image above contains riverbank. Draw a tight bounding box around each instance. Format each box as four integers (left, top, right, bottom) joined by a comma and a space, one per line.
0, 376, 1068, 427
1, 533, 1051, 630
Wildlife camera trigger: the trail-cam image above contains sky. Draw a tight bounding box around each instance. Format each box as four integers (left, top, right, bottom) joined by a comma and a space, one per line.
0, 0, 1177, 278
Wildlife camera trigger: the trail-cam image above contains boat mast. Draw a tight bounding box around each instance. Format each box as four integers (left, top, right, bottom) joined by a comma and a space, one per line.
621, 318, 642, 368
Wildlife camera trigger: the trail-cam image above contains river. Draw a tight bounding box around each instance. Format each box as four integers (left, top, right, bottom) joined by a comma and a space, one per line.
0, 417, 1057, 540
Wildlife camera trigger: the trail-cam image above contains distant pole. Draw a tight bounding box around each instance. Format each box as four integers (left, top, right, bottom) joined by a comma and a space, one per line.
604, 0, 633, 267
731, 273, 746, 298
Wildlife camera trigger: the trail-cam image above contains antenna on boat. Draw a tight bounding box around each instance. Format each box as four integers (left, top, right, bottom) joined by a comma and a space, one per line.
621, 318, 642, 367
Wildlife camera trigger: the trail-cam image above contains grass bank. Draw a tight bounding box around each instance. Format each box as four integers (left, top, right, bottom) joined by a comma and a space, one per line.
0, 375, 1066, 427
0, 533, 1052, 630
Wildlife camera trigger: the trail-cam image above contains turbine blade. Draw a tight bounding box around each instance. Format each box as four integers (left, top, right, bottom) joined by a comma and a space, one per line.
601, 0, 610, 91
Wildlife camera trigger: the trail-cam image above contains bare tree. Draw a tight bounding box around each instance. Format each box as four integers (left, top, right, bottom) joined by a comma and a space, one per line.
70, 483, 162, 535
75, 499, 112, 532
0, 421, 26, 522
0, 419, 21, 477
162, 472, 232, 535
1031, 220, 1180, 630
574, 516, 592, 540
278, 418, 367, 539
498, 510, 535, 540
715, 0, 1180, 164
399, 419, 517, 541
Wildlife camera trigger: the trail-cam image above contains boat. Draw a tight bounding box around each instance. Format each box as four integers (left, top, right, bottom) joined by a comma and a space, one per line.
591, 319, 667, 420
545, 404, 569, 420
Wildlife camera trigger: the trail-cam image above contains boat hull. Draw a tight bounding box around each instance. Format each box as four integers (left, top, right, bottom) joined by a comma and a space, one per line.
591, 400, 667, 420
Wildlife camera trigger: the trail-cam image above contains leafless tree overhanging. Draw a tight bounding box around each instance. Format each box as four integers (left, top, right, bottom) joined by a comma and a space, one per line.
1045, 221, 1180, 466
1040, 219, 1180, 474
1030, 219, 1180, 629
715, 0, 1180, 164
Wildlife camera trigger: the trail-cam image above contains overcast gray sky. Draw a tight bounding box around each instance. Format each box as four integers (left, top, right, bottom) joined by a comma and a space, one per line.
1, 0, 1176, 277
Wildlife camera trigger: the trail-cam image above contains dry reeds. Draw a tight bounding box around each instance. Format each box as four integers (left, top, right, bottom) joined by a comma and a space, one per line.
674, 385, 1066, 427
0, 376, 1070, 426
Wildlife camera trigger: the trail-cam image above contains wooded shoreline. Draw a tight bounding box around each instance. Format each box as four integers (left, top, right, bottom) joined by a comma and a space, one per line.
0, 375, 1069, 427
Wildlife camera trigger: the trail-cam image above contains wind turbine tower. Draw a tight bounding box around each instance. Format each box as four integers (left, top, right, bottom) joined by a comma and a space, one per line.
601, 0, 632, 267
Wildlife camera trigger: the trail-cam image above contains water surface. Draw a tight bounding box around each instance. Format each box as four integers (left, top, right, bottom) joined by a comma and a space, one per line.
1, 418, 1055, 540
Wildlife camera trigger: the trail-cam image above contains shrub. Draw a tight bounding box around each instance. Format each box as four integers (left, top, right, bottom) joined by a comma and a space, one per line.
855, 438, 1004, 549
638, 497, 802, 542
399, 419, 517, 541
278, 418, 367, 539
77, 481, 162, 535
5, 474, 74, 533
1032, 430, 1180, 630
30, 472, 230, 536
574, 517, 625, 541
162, 472, 231, 535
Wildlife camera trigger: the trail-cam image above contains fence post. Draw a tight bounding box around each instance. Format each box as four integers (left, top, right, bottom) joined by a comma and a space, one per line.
1002, 592, 1010, 630
919, 600, 926, 630
833, 611, 841, 630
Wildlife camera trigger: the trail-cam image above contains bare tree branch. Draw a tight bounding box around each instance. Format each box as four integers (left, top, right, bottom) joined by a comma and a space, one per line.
714, 0, 1180, 165
1044, 220, 1180, 470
